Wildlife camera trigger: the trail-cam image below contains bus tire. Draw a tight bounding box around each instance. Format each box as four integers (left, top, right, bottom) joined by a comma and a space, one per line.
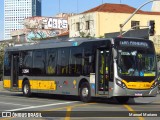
115, 96, 129, 104
22, 80, 32, 97
80, 82, 91, 102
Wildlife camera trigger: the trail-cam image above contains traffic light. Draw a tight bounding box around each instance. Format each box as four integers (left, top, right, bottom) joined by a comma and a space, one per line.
149, 20, 155, 36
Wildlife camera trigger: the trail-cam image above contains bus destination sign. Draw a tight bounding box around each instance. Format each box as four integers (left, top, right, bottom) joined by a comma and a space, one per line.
119, 41, 149, 48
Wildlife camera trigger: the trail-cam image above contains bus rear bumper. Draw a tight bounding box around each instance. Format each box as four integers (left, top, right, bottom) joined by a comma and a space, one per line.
113, 85, 158, 97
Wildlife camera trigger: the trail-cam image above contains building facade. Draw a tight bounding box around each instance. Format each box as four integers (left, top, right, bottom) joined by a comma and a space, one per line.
11, 13, 75, 42
152, 1, 160, 12
4, 0, 41, 40
69, 3, 160, 54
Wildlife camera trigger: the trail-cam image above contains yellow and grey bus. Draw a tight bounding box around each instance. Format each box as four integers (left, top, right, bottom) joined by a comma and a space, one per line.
3, 37, 159, 103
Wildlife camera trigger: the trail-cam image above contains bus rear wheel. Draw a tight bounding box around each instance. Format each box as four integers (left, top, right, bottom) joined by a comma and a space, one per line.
115, 96, 129, 104
22, 81, 32, 97
80, 82, 91, 102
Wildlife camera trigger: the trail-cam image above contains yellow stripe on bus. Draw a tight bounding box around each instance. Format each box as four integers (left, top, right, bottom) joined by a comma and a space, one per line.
37, 80, 56, 90
3, 80, 11, 88
144, 73, 155, 76
122, 80, 154, 89
18, 80, 23, 88
31, 80, 56, 90
18, 80, 56, 90
3, 79, 56, 91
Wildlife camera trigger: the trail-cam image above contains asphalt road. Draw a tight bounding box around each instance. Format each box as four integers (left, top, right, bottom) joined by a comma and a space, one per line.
0, 90, 160, 120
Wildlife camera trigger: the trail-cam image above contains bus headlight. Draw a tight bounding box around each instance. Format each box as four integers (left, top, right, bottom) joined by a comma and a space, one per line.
151, 80, 158, 89
116, 79, 126, 89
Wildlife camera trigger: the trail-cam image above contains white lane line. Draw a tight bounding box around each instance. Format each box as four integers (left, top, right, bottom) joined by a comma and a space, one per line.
0, 101, 30, 107
5, 101, 79, 111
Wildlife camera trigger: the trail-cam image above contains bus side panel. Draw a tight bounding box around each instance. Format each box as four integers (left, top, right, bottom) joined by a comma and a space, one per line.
20, 76, 80, 96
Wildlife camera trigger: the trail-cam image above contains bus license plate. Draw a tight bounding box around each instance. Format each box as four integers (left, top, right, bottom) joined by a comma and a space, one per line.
135, 93, 142, 96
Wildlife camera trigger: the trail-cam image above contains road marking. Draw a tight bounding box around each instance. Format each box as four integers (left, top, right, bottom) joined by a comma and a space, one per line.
46, 102, 96, 111
64, 103, 96, 120
1, 95, 66, 104
124, 105, 145, 120
0, 93, 78, 103
44, 102, 96, 119
0, 101, 30, 107
65, 106, 72, 120
5, 101, 79, 111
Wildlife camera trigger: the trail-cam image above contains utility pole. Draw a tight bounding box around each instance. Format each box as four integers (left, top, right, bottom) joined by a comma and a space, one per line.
59, 0, 61, 13
119, 0, 160, 36
77, 0, 79, 13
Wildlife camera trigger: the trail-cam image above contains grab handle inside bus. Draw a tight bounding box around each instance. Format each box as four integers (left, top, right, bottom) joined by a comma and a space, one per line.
113, 49, 117, 59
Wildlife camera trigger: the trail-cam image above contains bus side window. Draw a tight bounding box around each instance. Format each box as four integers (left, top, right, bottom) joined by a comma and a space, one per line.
33, 50, 46, 75
4, 52, 11, 76
57, 48, 69, 75
22, 51, 32, 68
83, 48, 94, 75
47, 49, 57, 75
69, 47, 83, 75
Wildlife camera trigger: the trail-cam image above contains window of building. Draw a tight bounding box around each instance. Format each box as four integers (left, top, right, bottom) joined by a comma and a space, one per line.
76, 22, 80, 31
86, 21, 90, 30
42, 24, 45, 29
131, 21, 140, 29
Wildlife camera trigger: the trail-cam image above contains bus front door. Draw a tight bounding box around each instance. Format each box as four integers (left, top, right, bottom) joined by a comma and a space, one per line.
11, 54, 19, 90
96, 49, 109, 95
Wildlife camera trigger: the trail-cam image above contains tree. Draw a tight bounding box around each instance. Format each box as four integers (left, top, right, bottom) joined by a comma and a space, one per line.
79, 31, 96, 38
0, 42, 10, 80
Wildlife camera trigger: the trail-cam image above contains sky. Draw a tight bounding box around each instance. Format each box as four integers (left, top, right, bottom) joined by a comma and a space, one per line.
0, 0, 154, 40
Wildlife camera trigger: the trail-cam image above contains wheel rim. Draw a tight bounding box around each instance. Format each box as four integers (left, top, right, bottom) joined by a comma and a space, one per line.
82, 87, 89, 97
24, 84, 29, 94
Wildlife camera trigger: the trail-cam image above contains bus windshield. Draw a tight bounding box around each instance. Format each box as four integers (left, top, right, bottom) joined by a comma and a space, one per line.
117, 48, 156, 77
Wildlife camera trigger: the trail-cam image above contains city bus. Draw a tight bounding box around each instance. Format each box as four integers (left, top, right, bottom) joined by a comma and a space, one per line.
3, 37, 159, 103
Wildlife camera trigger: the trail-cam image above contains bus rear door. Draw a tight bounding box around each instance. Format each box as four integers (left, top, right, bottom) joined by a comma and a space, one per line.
96, 49, 109, 95
11, 53, 19, 91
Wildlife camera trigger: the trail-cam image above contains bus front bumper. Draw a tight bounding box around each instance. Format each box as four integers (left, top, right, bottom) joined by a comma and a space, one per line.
113, 85, 158, 97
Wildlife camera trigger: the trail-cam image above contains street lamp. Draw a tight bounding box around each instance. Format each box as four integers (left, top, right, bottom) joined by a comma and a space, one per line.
120, 0, 160, 36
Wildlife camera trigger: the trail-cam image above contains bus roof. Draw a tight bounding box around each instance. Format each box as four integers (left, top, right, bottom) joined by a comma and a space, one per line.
5, 38, 112, 51
5, 37, 152, 51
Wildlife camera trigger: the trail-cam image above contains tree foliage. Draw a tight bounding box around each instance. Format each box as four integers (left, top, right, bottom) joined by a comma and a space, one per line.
0, 42, 9, 79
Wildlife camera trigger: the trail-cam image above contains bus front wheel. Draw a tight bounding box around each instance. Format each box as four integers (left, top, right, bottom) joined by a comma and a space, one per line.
80, 82, 91, 102
115, 96, 129, 104
22, 81, 32, 97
